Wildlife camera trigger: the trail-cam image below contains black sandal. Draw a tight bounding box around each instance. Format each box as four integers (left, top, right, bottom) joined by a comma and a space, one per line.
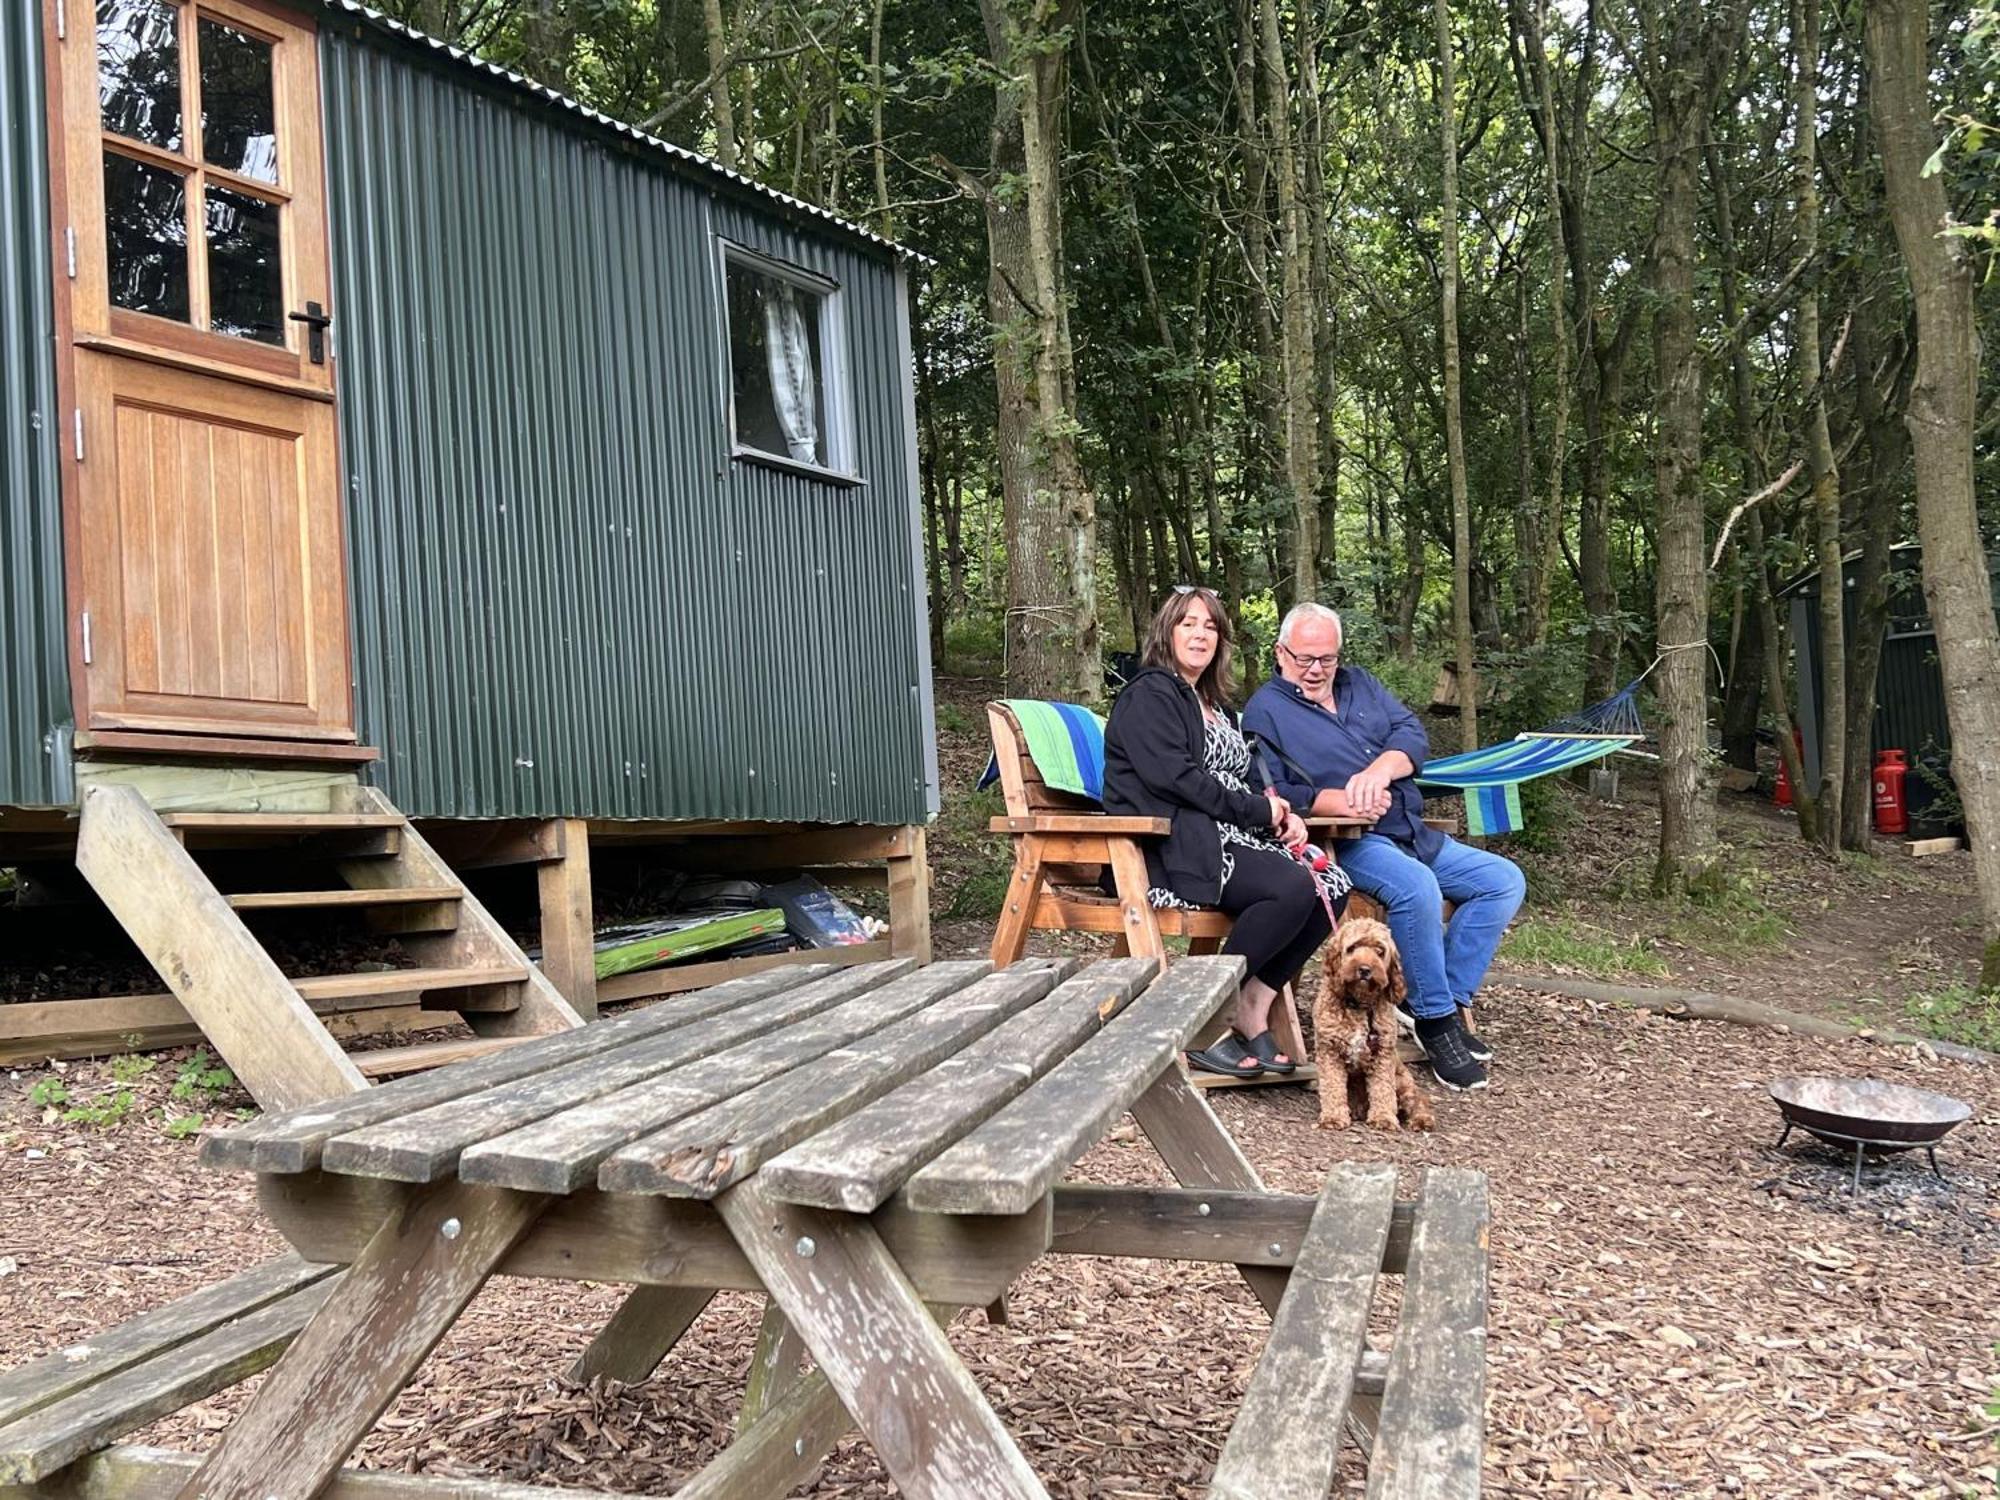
1186, 1031, 1264, 1077
1241, 1029, 1298, 1075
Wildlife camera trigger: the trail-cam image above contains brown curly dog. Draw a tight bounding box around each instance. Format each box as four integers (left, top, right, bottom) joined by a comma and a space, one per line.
1313, 917, 1435, 1132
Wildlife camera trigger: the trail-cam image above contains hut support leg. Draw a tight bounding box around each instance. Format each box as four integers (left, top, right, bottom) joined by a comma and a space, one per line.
536, 820, 597, 1021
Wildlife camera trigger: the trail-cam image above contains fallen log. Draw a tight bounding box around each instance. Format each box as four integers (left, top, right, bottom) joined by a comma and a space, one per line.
1487, 969, 1998, 1067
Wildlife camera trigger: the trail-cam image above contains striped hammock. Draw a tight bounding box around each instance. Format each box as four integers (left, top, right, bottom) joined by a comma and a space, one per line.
1417, 733, 1639, 836
1414, 677, 1646, 836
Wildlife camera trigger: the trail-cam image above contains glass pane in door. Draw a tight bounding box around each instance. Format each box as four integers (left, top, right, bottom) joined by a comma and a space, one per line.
97, 0, 183, 149
103, 152, 190, 321
198, 20, 278, 183
204, 185, 284, 344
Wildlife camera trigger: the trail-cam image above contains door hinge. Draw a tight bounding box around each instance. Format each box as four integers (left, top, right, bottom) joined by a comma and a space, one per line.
72, 408, 83, 462
64, 226, 75, 279
80, 612, 92, 665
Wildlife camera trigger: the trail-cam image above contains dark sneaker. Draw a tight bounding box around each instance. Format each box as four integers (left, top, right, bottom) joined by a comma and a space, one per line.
1457, 1011, 1494, 1064
1414, 1014, 1489, 1092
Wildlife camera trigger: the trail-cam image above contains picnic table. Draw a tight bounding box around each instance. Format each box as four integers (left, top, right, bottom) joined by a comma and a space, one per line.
0, 956, 1488, 1500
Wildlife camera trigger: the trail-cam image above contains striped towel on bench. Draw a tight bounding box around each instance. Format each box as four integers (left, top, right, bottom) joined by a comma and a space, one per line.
977, 700, 1108, 801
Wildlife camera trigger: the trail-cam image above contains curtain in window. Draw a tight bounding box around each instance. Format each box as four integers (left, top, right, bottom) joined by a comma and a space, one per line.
762, 283, 819, 462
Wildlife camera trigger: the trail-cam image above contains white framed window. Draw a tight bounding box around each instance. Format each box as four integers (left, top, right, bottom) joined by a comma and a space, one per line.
718, 241, 859, 483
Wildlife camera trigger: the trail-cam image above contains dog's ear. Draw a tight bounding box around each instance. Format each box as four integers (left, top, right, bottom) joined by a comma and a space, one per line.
1386, 946, 1407, 1005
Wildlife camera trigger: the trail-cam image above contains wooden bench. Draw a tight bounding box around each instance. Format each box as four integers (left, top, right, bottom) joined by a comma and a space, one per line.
984, 702, 1373, 1089
0, 1255, 339, 1486
1205, 1165, 1488, 1497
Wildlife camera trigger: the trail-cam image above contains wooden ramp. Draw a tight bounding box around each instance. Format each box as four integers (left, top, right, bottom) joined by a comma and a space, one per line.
74, 784, 586, 1111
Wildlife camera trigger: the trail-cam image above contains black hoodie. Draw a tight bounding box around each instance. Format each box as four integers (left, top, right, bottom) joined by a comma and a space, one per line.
1101, 666, 1275, 906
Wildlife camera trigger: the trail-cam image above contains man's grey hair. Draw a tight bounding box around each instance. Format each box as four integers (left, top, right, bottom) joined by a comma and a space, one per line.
1277, 602, 1343, 649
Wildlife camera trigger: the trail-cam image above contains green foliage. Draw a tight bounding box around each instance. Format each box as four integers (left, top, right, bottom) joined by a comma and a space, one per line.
1500, 916, 1668, 979
162, 1113, 205, 1140
939, 786, 1013, 921
63, 1090, 137, 1129
106, 1053, 157, 1086
170, 1049, 235, 1105
936, 702, 973, 736
27, 1076, 67, 1109
940, 615, 1004, 678
1899, 983, 2000, 1052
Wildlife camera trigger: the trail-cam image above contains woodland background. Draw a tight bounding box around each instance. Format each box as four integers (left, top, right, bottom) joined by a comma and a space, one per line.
376, 0, 2000, 976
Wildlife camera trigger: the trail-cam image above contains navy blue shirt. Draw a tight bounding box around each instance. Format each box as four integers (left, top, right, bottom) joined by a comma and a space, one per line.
1242, 667, 1445, 862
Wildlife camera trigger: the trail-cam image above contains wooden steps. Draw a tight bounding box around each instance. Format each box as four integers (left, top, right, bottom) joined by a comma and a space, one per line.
226, 887, 462, 911
74, 786, 587, 1109
290, 966, 527, 1003
353, 1036, 531, 1078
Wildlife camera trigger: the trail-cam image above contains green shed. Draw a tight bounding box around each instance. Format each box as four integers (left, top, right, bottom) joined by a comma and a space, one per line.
0, 0, 938, 1084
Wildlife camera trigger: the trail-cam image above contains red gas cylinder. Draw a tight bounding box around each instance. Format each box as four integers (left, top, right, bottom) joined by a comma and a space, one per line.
1775, 728, 1803, 808
1873, 749, 1909, 835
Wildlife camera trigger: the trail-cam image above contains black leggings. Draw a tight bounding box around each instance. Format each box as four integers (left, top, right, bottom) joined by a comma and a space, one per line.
1214, 844, 1341, 992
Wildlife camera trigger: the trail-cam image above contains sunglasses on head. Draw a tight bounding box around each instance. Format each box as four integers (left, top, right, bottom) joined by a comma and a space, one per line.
1171, 584, 1218, 599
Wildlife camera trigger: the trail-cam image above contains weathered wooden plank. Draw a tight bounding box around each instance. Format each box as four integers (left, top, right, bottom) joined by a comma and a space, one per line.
736, 1300, 807, 1432
257, 1173, 1048, 1309
1127, 1066, 1289, 1316
17, 1444, 637, 1500
1048, 1186, 1415, 1276
351, 1037, 527, 1078
291, 967, 526, 1003
0, 1280, 338, 1484
668, 1369, 848, 1500
1364, 1169, 1489, 1500
566, 1288, 714, 1385
535, 820, 597, 1021
226, 888, 460, 911
0, 1257, 333, 1429
317, 964, 913, 1184
200, 963, 847, 1175
459, 963, 991, 1195
174, 1182, 550, 1500
758, 958, 1159, 1213
599, 962, 1067, 1197
75, 785, 368, 1111
902, 958, 1244, 1215
885, 825, 932, 963
715, 1178, 1050, 1500
1207, 1165, 1397, 1500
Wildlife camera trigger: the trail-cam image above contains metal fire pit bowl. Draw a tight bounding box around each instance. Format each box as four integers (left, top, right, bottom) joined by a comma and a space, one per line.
1768, 1075, 1972, 1194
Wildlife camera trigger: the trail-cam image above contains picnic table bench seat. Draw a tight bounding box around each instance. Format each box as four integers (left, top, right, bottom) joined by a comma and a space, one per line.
0, 956, 1489, 1500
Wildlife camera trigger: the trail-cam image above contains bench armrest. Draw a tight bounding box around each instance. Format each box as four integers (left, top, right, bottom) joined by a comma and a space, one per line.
988, 815, 1170, 836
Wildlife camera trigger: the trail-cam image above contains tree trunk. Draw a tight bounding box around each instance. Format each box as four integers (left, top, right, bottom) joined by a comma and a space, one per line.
1511, 265, 1540, 641
1261, 0, 1320, 606
1236, 0, 1283, 609
1507, 0, 1573, 648
980, 0, 1101, 702
1719, 595, 1763, 772
1839, 287, 1909, 850
1435, 0, 1477, 750
1791, 0, 1844, 850
1867, 0, 2000, 985
702, 0, 737, 169
1644, 1, 1739, 893
869, 0, 890, 236
1708, 133, 1819, 840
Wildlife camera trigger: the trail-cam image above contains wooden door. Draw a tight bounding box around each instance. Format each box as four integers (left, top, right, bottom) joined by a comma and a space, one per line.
50, 0, 354, 741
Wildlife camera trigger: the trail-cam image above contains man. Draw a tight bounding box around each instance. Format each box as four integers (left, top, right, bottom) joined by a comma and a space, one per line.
1242, 603, 1525, 1092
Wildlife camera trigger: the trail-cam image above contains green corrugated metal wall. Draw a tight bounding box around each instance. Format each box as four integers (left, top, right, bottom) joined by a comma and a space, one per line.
0, 0, 73, 808
318, 19, 938, 823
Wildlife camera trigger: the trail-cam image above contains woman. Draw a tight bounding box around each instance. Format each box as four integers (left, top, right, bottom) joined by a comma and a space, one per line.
1103, 586, 1349, 1078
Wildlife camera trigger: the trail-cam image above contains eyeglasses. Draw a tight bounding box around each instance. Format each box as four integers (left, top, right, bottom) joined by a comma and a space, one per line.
1279, 642, 1341, 672
1170, 585, 1218, 599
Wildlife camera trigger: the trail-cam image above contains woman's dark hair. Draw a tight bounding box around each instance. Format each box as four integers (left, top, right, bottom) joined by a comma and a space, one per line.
1140, 587, 1236, 708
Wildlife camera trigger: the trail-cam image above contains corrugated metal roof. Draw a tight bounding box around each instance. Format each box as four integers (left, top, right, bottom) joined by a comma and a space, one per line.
315, 0, 927, 265
0, 0, 73, 808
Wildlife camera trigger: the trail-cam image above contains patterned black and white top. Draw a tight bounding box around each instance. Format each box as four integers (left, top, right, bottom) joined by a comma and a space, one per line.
1148, 712, 1352, 911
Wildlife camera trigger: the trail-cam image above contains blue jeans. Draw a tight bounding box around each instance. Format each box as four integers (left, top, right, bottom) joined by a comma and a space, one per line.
1336, 834, 1526, 1020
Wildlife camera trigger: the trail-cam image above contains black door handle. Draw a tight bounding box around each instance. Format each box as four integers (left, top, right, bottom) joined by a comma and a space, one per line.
288, 301, 332, 365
